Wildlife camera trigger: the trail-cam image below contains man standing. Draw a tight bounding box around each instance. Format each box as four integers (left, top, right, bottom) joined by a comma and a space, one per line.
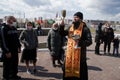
95, 23, 103, 55
103, 22, 114, 54
60, 12, 92, 80
0, 16, 21, 80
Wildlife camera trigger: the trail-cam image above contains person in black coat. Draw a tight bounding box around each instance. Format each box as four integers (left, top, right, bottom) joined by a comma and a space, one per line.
103, 23, 114, 54
37, 23, 43, 36
47, 23, 63, 67
0, 16, 21, 80
112, 36, 119, 56
95, 23, 103, 55
60, 12, 92, 80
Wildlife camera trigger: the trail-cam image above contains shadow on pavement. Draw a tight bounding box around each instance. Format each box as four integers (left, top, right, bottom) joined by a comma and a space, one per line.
0, 65, 3, 67
87, 57, 90, 60
18, 65, 62, 79
100, 53, 120, 58
88, 65, 102, 71
18, 65, 48, 72
87, 49, 104, 52
20, 78, 40, 80
33, 71, 62, 79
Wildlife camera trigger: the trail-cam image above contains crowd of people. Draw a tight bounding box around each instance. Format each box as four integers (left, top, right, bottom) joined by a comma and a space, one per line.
95, 22, 119, 56
0, 11, 119, 80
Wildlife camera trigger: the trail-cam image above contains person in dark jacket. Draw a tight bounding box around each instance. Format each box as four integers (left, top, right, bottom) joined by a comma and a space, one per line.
19, 22, 38, 74
95, 23, 103, 55
47, 22, 63, 67
37, 23, 43, 36
0, 23, 8, 62
60, 12, 92, 80
103, 22, 114, 54
0, 16, 21, 80
112, 36, 119, 56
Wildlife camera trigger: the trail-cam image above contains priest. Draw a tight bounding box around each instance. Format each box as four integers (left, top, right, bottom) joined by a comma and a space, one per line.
60, 12, 92, 80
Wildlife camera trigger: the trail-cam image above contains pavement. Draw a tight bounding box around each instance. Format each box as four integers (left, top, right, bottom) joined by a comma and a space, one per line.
0, 36, 120, 80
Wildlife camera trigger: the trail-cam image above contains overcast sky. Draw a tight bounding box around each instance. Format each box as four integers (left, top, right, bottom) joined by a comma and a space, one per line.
0, 0, 120, 21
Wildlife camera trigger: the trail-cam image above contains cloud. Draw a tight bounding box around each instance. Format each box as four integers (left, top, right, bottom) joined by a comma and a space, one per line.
100, 0, 120, 14
79, 0, 120, 14
78, 0, 120, 20
23, 0, 51, 7
0, 0, 120, 21
109, 13, 120, 21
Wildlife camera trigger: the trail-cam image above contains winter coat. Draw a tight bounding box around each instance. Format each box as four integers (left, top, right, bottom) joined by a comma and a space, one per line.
103, 27, 114, 42
95, 23, 103, 42
47, 28, 62, 57
0, 25, 21, 54
19, 29, 38, 49
113, 38, 119, 48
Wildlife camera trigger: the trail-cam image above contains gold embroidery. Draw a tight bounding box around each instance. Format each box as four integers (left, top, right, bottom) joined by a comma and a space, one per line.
65, 22, 84, 78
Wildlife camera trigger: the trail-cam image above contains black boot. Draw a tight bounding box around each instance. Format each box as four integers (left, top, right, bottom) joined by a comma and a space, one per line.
52, 59, 56, 67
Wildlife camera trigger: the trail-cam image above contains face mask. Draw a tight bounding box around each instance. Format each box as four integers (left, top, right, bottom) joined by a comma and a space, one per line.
53, 27, 58, 30
11, 22, 17, 27
27, 26, 32, 30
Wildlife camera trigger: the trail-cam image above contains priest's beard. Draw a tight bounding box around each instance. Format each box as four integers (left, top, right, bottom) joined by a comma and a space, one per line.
73, 21, 80, 29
